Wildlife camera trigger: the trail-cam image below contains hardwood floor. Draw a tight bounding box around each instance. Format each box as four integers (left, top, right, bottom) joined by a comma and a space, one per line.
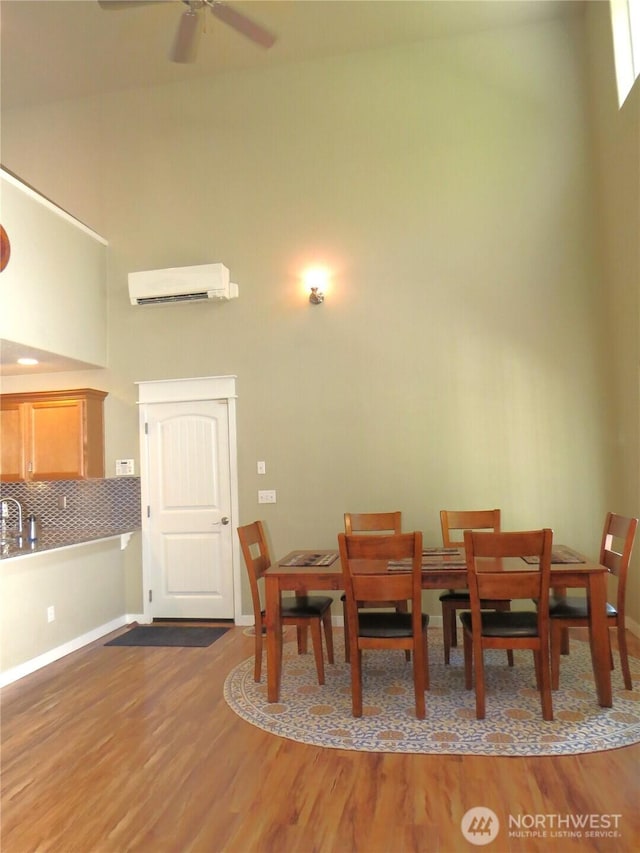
1, 626, 638, 853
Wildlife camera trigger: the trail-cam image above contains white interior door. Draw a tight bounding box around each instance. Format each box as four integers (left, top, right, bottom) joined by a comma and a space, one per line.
144, 397, 234, 618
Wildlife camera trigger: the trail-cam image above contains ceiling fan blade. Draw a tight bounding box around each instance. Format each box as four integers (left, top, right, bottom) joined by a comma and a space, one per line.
170, 8, 202, 63
209, 2, 276, 49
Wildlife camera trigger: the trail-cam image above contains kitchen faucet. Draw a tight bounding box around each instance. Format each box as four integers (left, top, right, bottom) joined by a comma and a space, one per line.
1, 498, 24, 537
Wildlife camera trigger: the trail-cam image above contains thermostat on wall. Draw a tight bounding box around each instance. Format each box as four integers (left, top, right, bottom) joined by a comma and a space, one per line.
115, 459, 135, 476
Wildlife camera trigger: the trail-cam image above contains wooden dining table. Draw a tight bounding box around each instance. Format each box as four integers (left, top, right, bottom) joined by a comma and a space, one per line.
263, 546, 612, 706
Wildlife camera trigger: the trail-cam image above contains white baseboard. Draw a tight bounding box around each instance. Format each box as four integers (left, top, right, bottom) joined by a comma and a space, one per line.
0, 616, 129, 688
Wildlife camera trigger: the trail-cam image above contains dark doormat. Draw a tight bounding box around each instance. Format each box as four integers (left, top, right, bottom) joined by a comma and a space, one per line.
105, 626, 230, 648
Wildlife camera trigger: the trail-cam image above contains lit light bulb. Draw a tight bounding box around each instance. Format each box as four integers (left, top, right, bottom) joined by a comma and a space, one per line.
303, 267, 329, 304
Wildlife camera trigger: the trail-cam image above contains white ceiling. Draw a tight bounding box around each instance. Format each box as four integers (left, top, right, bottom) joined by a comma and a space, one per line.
0, 339, 101, 377
0, 0, 583, 376
1, 0, 583, 110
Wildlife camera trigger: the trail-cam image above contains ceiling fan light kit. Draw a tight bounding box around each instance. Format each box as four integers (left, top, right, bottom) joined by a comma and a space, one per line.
98, 0, 277, 64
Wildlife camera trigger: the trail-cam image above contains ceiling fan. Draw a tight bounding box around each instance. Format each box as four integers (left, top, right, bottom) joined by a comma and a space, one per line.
98, 0, 277, 63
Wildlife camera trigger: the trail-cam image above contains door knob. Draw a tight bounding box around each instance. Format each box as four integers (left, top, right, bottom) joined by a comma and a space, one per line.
221, 517, 230, 525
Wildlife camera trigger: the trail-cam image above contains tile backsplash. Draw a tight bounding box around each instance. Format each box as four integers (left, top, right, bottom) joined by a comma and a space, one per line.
0, 478, 141, 533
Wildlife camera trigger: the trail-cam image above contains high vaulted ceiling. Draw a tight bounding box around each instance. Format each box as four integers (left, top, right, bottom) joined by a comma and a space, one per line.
0, 0, 584, 376
1, 0, 583, 111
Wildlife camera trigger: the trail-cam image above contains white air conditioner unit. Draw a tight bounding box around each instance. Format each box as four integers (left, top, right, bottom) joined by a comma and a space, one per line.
128, 263, 239, 305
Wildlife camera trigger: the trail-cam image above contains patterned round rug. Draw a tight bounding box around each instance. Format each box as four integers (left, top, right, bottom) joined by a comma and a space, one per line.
224, 630, 640, 755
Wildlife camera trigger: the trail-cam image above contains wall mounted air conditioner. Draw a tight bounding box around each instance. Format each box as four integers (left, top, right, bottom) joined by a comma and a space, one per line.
128, 263, 239, 305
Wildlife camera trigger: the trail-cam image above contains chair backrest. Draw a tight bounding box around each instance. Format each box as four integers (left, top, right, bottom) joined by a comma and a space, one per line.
440, 509, 501, 547
338, 531, 423, 611
344, 512, 402, 535
237, 520, 271, 619
599, 512, 638, 612
463, 529, 553, 618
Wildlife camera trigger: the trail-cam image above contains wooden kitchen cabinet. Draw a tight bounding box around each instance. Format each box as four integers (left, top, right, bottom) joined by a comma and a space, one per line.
0, 389, 107, 481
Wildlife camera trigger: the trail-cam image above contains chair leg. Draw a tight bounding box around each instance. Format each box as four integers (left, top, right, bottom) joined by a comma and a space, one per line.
473, 640, 486, 720
322, 610, 334, 664
450, 608, 458, 648
533, 647, 541, 689
463, 628, 473, 690
507, 650, 514, 667
442, 603, 452, 665
412, 639, 426, 719
254, 621, 263, 682
309, 619, 325, 685
351, 648, 363, 717
396, 601, 411, 662
617, 622, 633, 690
423, 631, 430, 690
342, 599, 350, 663
550, 620, 562, 690
296, 625, 308, 655
536, 647, 554, 721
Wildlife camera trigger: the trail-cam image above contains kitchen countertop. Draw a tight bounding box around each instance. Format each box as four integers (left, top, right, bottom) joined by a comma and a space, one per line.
0, 526, 138, 560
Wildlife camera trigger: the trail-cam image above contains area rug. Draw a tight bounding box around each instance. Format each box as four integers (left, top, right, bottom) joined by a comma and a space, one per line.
105, 626, 229, 647
224, 631, 640, 756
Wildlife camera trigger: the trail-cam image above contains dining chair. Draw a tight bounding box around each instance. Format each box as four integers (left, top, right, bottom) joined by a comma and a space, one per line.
338, 530, 429, 718
341, 512, 409, 663
460, 528, 554, 721
549, 512, 638, 691
237, 520, 334, 684
439, 509, 512, 664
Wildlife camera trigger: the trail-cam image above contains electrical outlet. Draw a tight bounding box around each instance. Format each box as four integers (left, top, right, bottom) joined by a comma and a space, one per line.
258, 489, 276, 504
47, 605, 55, 623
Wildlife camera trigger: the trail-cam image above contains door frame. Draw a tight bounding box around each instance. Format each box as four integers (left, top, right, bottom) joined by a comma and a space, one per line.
136, 376, 240, 623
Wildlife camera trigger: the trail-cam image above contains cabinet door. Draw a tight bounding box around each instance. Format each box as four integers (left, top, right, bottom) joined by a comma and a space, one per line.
28, 400, 85, 480
0, 403, 27, 481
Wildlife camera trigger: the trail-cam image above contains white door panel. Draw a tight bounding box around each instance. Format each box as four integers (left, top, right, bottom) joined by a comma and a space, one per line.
145, 398, 234, 618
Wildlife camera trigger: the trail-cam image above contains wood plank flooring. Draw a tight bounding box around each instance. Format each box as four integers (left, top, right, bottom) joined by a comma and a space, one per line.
1, 626, 638, 853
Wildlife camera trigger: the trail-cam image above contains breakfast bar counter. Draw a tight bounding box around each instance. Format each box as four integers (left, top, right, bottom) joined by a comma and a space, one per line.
0, 526, 137, 560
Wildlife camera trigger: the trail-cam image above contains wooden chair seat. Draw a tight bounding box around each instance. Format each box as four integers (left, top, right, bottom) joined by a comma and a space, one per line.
238, 520, 334, 684
461, 528, 554, 721
461, 610, 538, 638
358, 611, 428, 638
340, 595, 409, 661
338, 531, 429, 718
280, 596, 334, 616
549, 597, 618, 618
549, 513, 637, 692
438, 509, 512, 665
342, 512, 408, 663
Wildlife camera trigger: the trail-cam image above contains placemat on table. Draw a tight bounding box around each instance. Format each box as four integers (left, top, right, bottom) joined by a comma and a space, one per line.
279, 552, 338, 567
522, 545, 585, 565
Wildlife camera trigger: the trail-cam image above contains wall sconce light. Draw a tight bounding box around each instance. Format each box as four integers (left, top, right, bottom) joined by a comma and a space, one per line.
303, 267, 329, 305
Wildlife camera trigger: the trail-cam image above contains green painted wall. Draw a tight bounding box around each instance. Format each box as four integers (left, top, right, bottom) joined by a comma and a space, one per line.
2, 11, 637, 628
